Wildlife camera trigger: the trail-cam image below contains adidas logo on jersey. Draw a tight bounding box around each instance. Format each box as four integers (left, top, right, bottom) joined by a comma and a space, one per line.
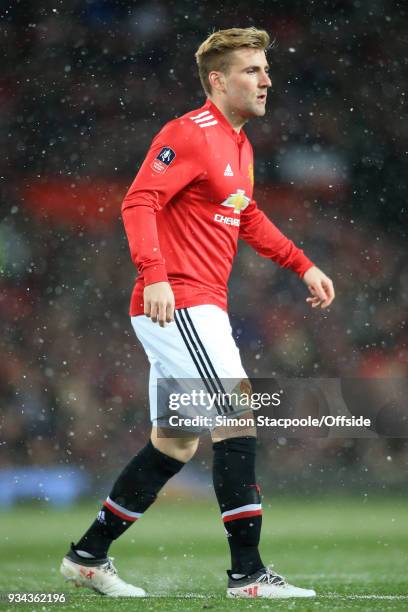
224, 164, 234, 177
189, 110, 218, 128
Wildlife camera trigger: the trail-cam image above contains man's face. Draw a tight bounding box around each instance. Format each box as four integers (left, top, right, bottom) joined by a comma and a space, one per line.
217, 48, 272, 118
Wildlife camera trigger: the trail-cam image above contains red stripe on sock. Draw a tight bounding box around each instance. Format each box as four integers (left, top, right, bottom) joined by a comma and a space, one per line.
222, 509, 263, 523
103, 500, 139, 522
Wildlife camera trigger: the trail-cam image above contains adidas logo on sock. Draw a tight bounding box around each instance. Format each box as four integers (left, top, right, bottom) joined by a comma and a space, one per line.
224, 164, 234, 176
97, 510, 106, 524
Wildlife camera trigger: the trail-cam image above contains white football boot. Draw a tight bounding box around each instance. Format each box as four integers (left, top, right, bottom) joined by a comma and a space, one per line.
60, 545, 146, 597
227, 567, 316, 599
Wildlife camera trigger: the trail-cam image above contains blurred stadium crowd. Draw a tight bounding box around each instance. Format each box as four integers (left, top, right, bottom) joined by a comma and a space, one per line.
1, 0, 407, 502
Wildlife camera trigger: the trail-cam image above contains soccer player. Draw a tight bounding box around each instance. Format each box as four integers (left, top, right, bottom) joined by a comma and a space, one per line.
60, 27, 335, 599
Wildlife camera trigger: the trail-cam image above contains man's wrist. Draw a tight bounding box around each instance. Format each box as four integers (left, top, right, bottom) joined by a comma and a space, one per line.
296, 260, 315, 279
143, 263, 169, 286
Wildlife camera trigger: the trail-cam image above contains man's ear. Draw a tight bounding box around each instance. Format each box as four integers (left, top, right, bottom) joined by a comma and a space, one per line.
209, 71, 226, 93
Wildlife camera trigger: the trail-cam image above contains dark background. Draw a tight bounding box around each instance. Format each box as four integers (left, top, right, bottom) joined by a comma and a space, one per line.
1, 0, 407, 503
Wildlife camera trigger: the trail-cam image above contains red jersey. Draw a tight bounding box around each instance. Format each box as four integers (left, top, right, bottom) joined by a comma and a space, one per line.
122, 99, 313, 315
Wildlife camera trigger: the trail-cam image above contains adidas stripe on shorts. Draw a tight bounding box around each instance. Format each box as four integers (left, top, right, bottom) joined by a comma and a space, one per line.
131, 305, 248, 427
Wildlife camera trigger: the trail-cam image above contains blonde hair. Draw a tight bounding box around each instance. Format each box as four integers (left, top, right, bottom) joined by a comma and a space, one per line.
195, 27, 270, 95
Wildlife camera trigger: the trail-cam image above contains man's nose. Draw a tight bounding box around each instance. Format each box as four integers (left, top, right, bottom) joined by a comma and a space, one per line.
260, 72, 272, 88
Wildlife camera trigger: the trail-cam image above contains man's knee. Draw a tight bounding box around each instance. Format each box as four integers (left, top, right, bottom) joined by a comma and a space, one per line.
211, 416, 257, 442
211, 379, 257, 442
151, 427, 200, 462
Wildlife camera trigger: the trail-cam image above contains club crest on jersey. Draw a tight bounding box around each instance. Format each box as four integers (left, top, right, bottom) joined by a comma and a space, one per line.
221, 189, 250, 214
151, 146, 176, 174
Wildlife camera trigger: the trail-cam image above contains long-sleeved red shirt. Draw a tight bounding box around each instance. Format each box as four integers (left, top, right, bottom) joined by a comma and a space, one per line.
122, 99, 314, 315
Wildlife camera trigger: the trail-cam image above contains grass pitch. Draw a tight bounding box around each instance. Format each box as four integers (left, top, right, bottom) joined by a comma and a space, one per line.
1, 496, 407, 611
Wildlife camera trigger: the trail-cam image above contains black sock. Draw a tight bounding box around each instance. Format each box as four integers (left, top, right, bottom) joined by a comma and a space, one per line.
74, 440, 184, 559
213, 436, 264, 576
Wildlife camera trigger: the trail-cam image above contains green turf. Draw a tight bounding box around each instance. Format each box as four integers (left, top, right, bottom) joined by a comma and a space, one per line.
1, 496, 407, 611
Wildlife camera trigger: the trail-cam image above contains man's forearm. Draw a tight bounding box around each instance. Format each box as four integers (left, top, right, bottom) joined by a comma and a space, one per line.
122, 205, 168, 285
240, 206, 314, 276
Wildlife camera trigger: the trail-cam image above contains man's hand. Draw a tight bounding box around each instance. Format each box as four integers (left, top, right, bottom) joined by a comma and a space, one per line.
144, 282, 175, 327
303, 266, 335, 309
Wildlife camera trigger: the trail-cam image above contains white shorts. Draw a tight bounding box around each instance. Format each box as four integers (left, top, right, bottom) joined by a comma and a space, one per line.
131, 305, 248, 426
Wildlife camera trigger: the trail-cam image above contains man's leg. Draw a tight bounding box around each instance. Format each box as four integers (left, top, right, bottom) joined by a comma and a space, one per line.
211, 414, 264, 578
211, 407, 316, 599
73, 429, 199, 559
60, 430, 199, 596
